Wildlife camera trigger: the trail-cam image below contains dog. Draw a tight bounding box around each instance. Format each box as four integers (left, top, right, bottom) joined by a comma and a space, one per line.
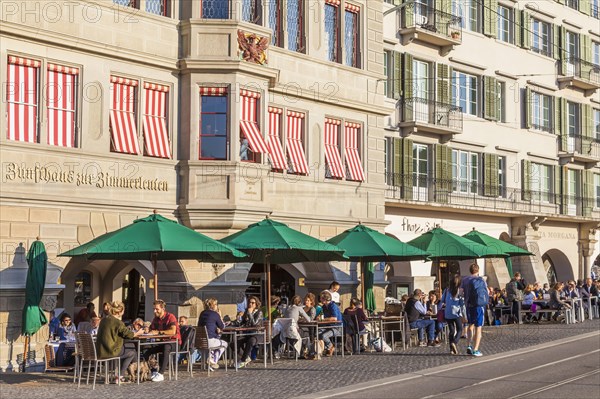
127, 356, 158, 382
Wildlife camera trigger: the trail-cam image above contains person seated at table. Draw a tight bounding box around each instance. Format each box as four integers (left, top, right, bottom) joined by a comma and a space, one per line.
57, 313, 77, 341
143, 299, 181, 382
580, 278, 599, 315
78, 316, 101, 335
533, 282, 544, 299
177, 316, 200, 365
303, 293, 317, 321
405, 289, 439, 347
549, 282, 571, 322
522, 285, 537, 323
426, 290, 445, 342
326, 281, 341, 306
48, 308, 64, 339
261, 296, 282, 322
272, 295, 312, 358
74, 302, 97, 327
198, 298, 228, 369
236, 295, 263, 368
129, 318, 145, 333
96, 301, 143, 383
489, 288, 507, 325
100, 302, 111, 318
236, 293, 248, 321
563, 281, 580, 299
343, 298, 369, 352
318, 290, 343, 357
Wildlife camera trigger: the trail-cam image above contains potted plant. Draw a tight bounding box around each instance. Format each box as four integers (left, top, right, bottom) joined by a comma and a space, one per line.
451, 31, 460, 39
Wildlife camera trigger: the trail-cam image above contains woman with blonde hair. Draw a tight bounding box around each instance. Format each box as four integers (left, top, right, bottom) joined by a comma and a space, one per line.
522, 284, 537, 323
96, 301, 143, 382
198, 297, 228, 370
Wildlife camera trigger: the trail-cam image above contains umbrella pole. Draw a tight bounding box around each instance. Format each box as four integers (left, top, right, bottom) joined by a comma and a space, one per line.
153, 254, 158, 301
21, 335, 30, 372
266, 253, 272, 352
360, 259, 365, 303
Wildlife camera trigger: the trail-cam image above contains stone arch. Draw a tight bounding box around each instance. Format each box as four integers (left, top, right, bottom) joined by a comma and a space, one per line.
542, 248, 574, 283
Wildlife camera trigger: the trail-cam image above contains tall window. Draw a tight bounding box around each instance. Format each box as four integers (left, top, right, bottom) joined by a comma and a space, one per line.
143, 83, 171, 159
109, 76, 140, 155
344, 122, 365, 181
324, 0, 340, 63
74, 271, 93, 307
595, 174, 600, 208
324, 118, 344, 179
287, 0, 305, 52
344, 4, 360, 67
199, 87, 228, 160
594, 108, 600, 139
47, 64, 78, 148
498, 156, 506, 198
531, 92, 552, 132
267, 107, 286, 171
567, 0, 579, 10
531, 163, 552, 202
593, 0, 599, 18
412, 143, 429, 200
242, 0, 261, 24
145, 0, 169, 16
452, 71, 478, 116
452, 149, 479, 194
383, 51, 391, 98
113, 0, 136, 7
531, 19, 551, 57
286, 110, 309, 175
593, 41, 600, 66
567, 101, 581, 137
497, 5, 514, 44
6, 56, 40, 143
453, 0, 480, 32
202, 0, 229, 18
269, 0, 282, 46
565, 31, 579, 65
567, 169, 578, 215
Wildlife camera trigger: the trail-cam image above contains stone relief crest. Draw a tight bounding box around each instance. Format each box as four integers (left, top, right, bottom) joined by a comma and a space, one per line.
41, 295, 57, 311
237, 30, 268, 65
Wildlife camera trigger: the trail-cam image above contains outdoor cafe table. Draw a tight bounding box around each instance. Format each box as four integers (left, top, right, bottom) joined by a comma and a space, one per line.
367, 316, 406, 351
298, 320, 344, 358
127, 335, 178, 384
222, 326, 268, 371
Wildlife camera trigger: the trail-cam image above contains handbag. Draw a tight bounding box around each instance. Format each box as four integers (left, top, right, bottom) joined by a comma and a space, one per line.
437, 290, 446, 322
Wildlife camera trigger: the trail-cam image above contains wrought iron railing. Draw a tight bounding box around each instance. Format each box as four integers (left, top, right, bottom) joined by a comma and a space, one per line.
401, 97, 463, 131
561, 56, 600, 85
401, 2, 462, 41
559, 134, 600, 159
384, 174, 598, 217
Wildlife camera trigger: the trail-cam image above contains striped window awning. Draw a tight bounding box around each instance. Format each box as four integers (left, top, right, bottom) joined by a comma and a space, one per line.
267, 107, 288, 170
286, 110, 309, 175
47, 63, 78, 148
6, 56, 40, 143
199, 86, 227, 96
143, 82, 171, 159
109, 76, 140, 155
324, 118, 344, 178
344, 121, 365, 181
240, 89, 269, 153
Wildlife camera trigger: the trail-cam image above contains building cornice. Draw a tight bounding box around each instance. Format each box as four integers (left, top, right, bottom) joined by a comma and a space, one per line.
525, 4, 556, 20
526, 80, 558, 92
495, 145, 520, 154
495, 70, 518, 80
562, 19, 582, 30
449, 57, 487, 71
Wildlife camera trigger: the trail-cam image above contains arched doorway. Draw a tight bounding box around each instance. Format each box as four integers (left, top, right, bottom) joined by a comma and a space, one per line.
246, 263, 296, 305
542, 249, 573, 283
121, 269, 147, 322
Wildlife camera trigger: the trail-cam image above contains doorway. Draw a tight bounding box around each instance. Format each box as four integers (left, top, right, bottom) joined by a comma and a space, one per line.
246, 263, 296, 306
122, 269, 147, 323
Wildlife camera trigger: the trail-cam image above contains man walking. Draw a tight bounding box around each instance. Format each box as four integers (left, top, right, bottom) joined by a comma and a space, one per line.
461, 263, 488, 357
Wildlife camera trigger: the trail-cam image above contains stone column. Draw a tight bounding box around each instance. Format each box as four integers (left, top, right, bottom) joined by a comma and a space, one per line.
578, 223, 599, 280
510, 216, 548, 285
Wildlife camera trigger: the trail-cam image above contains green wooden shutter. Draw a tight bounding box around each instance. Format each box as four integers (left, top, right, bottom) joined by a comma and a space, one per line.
582, 170, 594, 217
403, 0, 413, 28
555, 165, 565, 213
560, 98, 568, 150
581, 0, 591, 15
483, 76, 499, 121
560, 26, 568, 75
515, 10, 522, 47
522, 159, 531, 200
393, 138, 402, 187
582, 35, 592, 63
393, 51, 402, 100
483, 0, 498, 38
437, 63, 451, 104
521, 11, 531, 49
582, 104, 593, 155
553, 24, 561, 60
554, 96, 562, 136
525, 87, 532, 129
483, 153, 499, 197
402, 138, 414, 200
439, 0, 452, 15
402, 52, 414, 99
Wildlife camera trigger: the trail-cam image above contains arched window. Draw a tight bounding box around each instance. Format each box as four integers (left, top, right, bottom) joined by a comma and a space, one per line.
543, 255, 557, 285
74, 271, 92, 307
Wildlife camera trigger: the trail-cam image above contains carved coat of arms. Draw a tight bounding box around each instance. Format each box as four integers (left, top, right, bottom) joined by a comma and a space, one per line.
237, 30, 268, 65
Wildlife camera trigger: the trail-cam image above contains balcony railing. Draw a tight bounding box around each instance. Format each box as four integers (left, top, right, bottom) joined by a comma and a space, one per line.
401, 97, 463, 132
401, 2, 462, 42
385, 174, 598, 218
560, 56, 600, 87
559, 134, 600, 160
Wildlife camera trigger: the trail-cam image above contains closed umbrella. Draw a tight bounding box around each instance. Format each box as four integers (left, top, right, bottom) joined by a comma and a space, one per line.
462, 228, 533, 276
364, 262, 376, 313
220, 217, 347, 328
326, 223, 429, 306
21, 239, 49, 371
60, 211, 247, 300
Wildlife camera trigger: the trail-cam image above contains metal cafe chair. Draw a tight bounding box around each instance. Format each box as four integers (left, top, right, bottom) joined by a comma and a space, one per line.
195, 325, 228, 376
76, 332, 121, 389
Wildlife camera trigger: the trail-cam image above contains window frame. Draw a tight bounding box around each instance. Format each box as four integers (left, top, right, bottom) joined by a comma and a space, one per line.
497, 5, 514, 44
531, 91, 552, 133
344, 5, 360, 68
452, 70, 479, 116
567, 101, 581, 137
451, 149, 479, 194
286, 0, 306, 53
498, 156, 506, 198
284, 108, 309, 175
530, 162, 552, 203
6, 56, 41, 144
594, 108, 600, 140
531, 18, 551, 57
324, 1, 341, 63
594, 173, 600, 209
201, 0, 230, 19
199, 89, 229, 160
592, 41, 600, 66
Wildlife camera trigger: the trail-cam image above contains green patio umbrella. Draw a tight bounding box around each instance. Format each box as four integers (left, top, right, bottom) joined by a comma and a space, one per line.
364, 262, 376, 313
21, 239, 49, 371
220, 217, 347, 328
60, 211, 248, 300
462, 228, 533, 276
326, 224, 429, 306
407, 227, 508, 290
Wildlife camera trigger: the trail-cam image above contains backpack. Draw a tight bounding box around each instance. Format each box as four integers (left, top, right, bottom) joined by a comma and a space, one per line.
468, 277, 489, 307
443, 289, 463, 319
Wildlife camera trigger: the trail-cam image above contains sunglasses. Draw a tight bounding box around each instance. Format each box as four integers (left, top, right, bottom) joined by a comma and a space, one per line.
249, 301, 257, 304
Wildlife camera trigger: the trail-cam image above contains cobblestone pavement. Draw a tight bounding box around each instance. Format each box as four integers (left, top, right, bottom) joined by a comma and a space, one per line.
1, 320, 599, 399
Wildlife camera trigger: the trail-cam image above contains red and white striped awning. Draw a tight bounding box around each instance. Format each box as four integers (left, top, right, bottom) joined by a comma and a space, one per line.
325, 0, 341, 6
143, 82, 171, 159
344, 121, 365, 181
240, 90, 268, 154
47, 63, 78, 148
267, 107, 287, 170
199, 87, 227, 96
6, 56, 40, 143
286, 111, 309, 175
345, 3, 360, 13
324, 118, 344, 178
109, 76, 140, 155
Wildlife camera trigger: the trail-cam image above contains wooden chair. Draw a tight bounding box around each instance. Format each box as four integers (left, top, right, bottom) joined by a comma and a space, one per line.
76, 332, 120, 389
169, 326, 195, 379
44, 344, 74, 373
195, 325, 228, 376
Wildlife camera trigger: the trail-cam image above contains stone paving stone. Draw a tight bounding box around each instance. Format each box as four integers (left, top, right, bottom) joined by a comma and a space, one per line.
1, 320, 598, 399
